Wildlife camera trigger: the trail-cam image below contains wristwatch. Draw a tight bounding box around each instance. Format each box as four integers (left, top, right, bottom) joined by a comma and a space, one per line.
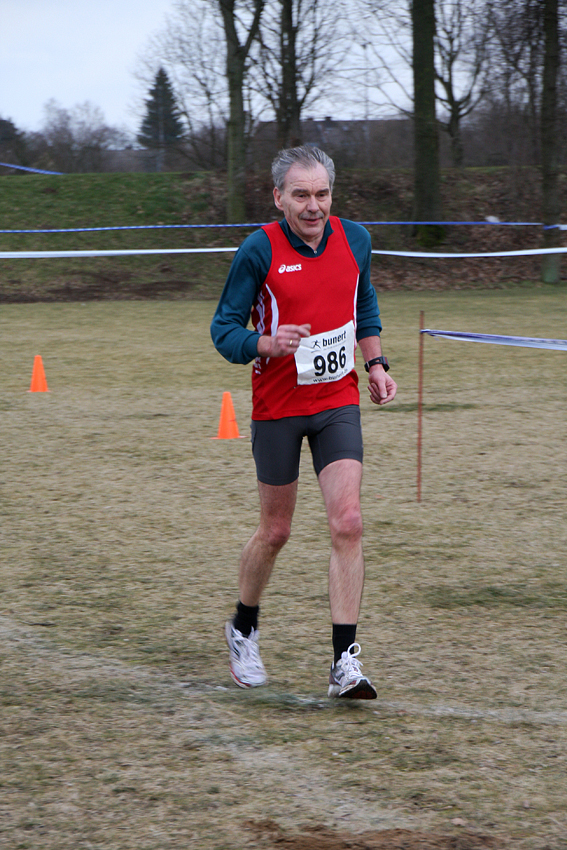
364, 356, 389, 372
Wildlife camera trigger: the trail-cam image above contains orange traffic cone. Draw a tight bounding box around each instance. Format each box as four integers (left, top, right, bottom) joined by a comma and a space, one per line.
213, 392, 243, 439
29, 355, 49, 392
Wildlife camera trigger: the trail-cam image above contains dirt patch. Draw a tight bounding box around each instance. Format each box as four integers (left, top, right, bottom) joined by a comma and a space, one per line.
47, 272, 198, 301
246, 820, 504, 850
0, 272, 200, 303
369, 255, 544, 292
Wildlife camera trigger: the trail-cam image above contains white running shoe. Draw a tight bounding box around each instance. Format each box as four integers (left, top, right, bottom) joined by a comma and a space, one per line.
224, 621, 268, 688
328, 642, 377, 699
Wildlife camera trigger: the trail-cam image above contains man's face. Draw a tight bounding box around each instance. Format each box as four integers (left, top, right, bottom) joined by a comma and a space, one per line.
273, 162, 332, 249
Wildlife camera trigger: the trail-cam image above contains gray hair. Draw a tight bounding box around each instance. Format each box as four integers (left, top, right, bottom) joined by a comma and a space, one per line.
271, 145, 335, 192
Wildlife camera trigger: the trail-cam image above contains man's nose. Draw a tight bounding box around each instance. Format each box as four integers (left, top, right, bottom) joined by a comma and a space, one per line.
306, 195, 318, 210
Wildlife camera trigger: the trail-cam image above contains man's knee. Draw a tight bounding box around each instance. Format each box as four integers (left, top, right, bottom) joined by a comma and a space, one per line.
329, 505, 363, 543
260, 520, 292, 551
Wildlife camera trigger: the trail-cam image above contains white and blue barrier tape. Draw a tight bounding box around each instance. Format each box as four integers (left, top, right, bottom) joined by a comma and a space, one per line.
0, 248, 238, 259
2, 245, 566, 260
371, 246, 567, 258
0, 162, 64, 175
0, 223, 269, 234
361, 220, 542, 227
422, 329, 567, 351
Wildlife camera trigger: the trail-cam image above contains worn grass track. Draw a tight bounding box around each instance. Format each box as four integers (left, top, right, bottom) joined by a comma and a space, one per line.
1, 289, 567, 849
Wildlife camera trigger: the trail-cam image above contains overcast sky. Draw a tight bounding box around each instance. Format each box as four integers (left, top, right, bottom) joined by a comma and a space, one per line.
2, 0, 410, 140
1, 0, 174, 135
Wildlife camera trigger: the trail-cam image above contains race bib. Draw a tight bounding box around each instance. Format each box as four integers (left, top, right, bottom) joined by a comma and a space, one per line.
294, 321, 355, 385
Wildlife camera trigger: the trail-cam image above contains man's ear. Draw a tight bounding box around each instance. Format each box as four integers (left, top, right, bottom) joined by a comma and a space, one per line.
273, 186, 283, 210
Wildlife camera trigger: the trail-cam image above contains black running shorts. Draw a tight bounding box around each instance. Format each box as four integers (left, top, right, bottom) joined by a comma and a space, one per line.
250, 405, 363, 486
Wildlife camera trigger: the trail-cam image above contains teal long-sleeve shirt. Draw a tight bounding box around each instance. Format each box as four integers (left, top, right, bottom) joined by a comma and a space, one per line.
210, 217, 382, 365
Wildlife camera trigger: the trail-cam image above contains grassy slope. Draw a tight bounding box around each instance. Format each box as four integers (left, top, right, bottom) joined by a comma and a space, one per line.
0, 172, 239, 301
0, 167, 564, 301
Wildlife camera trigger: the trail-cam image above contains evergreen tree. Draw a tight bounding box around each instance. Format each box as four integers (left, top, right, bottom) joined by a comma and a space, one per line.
137, 68, 184, 169
0, 117, 28, 165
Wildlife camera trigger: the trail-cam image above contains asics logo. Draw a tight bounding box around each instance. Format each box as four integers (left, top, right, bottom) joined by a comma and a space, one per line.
278, 263, 302, 273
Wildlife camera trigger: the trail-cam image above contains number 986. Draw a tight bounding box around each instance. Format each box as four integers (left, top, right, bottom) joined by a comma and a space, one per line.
313, 346, 346, 377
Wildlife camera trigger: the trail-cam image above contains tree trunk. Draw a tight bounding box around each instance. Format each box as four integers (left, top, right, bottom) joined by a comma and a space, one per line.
448, 109, 464, 169
412, 0, 444, 246
279, 0, 301, 148
219, 0, 264, 222
225, 59, 247, 221
541, 0, 561, 284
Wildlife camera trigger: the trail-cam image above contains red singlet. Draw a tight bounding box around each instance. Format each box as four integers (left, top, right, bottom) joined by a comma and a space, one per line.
251, 217, 361, 420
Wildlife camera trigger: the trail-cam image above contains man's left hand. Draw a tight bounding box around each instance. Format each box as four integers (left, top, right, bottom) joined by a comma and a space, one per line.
368, 366, 397, 405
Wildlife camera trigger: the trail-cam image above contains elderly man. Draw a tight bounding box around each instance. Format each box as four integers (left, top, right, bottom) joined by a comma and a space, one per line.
210, 145, 397, 698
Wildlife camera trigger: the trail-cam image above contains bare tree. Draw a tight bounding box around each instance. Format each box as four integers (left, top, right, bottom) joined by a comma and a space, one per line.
356, 0, 491, 168
486, 0, 546, 164
434, 0, 492, 167
250, 0, 345, 148
39, 100, 128, 172
346, 1, 413, 123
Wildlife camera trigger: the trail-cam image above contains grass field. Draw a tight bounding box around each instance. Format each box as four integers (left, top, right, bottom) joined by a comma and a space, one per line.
1, 288, 567, 849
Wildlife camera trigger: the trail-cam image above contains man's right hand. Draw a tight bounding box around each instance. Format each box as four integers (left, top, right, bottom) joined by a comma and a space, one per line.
257, 324, 311, 358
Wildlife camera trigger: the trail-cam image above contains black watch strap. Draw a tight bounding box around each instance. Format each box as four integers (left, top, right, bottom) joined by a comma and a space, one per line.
364, 356, 389, 372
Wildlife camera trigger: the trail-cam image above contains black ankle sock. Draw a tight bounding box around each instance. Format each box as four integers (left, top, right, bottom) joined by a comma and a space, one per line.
332, 624, 357, 663
233, 601, 259, 637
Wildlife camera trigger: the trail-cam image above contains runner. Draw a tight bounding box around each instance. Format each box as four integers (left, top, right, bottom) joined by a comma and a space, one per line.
211, 145, 397, 698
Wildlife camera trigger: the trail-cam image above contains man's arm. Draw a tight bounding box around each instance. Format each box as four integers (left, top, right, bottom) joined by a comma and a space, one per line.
358, 336, 397, 406
210, 232, 270, 364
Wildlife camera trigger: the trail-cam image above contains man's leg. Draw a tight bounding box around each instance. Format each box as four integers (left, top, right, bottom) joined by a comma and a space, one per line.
225, 479, 298, 688
318, 458, 364, 624
318, 458, 376, 699
239, 479, 298, 606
